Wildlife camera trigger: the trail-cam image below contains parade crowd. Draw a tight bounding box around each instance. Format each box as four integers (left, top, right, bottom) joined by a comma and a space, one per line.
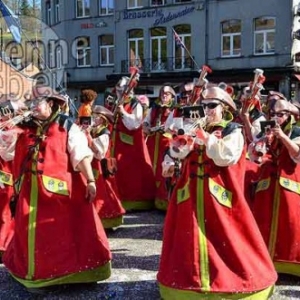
0, 66, 300, 300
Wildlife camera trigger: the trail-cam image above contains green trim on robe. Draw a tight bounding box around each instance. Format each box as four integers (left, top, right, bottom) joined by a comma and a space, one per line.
101, 216, 124, 229
159, 283, 275, 300
155, 198, 168, 211
121, 200, 154, 211
152, 132, 161, 175
26, 154, 39, 280
196, 147, 210, 291
268, 180, 280, 259
275, 261, 300, 277
10, 261, 111, 288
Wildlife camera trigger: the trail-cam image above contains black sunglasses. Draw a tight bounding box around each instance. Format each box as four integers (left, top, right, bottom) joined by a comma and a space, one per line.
202, 103, 220, 109
269, 112, 288, 118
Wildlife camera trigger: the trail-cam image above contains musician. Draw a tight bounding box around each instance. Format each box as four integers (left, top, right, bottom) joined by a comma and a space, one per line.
111, 76, 156, 211
237, 82, 267, 206
0, 112, 15, 260
248, 95, 300, 277
239, 87, 266, 143
177, 82, 194, 106
143, 85, 176, 211
137, 94, 150, 118
104, 91, 117, 113
87, 105, 125, 229
0, 85, 111, 293
157, 86, 277, 299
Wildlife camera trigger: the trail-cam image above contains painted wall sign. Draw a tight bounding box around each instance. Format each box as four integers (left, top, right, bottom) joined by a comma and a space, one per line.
153, 6, 195, 26
123, 6, 195, 26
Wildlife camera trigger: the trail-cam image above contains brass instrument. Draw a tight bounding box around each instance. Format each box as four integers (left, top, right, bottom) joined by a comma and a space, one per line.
189, 65, 212, 105
113, 66, 140, 117
0, 110, 33, 130
149, 124, 165, 133
242, 68, 265, 113
251, 120, 276, 164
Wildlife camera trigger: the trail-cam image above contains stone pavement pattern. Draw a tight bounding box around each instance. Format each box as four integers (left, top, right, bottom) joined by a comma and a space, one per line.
0, 211, 300, 299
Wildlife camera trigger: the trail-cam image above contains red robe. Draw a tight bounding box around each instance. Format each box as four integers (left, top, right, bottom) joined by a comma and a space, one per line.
111, 99, 155, 210
157, 124, 277, 299
3, 116, 111, 288
0, 158, 14, 253
91, 127, 125, 229
251, 127, 300, 276
146, 106, 173, 211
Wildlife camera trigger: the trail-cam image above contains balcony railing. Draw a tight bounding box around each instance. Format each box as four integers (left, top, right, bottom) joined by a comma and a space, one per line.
121, 57, 197, 73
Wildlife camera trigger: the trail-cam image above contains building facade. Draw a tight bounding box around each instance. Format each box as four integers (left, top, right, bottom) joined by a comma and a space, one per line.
42, 0, 299, 101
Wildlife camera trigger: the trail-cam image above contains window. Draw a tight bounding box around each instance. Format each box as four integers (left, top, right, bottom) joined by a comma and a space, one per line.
55, 0, 60, 23
99, 0, 114, 15
75, 37, 91, 67
127, 0, 143, 9
46, 1, 51, 25
151, 0, 165, 6
254, 17, 275, 55
128, 29, 144, 68
173, 25, 192, 70
99, 35, 114, 66
150, 27, 167, 71
76, 0, 90, 18
221, 19, 241, 57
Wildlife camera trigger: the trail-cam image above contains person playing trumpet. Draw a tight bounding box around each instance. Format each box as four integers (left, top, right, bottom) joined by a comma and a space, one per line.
248, 94, 300, 277
0, 85, 111, 293
86, 105, 125, 229
143, 85, 176, 211
157, 86, 277, 300
111, 76, 156, 211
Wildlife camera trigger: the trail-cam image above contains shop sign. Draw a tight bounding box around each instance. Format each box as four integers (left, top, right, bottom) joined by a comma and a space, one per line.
123, 6, 195, 26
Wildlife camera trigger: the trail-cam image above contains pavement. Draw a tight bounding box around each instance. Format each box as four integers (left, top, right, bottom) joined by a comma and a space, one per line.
0, 210, 300, 299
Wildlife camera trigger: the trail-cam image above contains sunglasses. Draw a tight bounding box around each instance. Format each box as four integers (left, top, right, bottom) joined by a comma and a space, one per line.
269, 112, 288, 118
201, 103, 220, 110
30, 98, 48, 107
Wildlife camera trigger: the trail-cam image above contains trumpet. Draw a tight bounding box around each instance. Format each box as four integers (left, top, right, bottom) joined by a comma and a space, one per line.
0, 110, 33, 130
149, 124, 165, 133
113, 66, 140, 117
242, 68, 265, 113
172, 116, 207, 140
189, 65, 212, 105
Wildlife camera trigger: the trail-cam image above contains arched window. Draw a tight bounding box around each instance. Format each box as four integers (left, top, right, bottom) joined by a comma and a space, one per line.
150, 27, 167, 71
254, 17, 275, 55
75, 37, 91, 67
221, 19, 241, 57
128, 29, 143, 67
173, 24, 191, 70
99, 34, 114, 66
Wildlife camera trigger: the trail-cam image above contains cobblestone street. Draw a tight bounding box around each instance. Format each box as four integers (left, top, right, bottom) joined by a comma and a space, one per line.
1, 211, 300, 299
